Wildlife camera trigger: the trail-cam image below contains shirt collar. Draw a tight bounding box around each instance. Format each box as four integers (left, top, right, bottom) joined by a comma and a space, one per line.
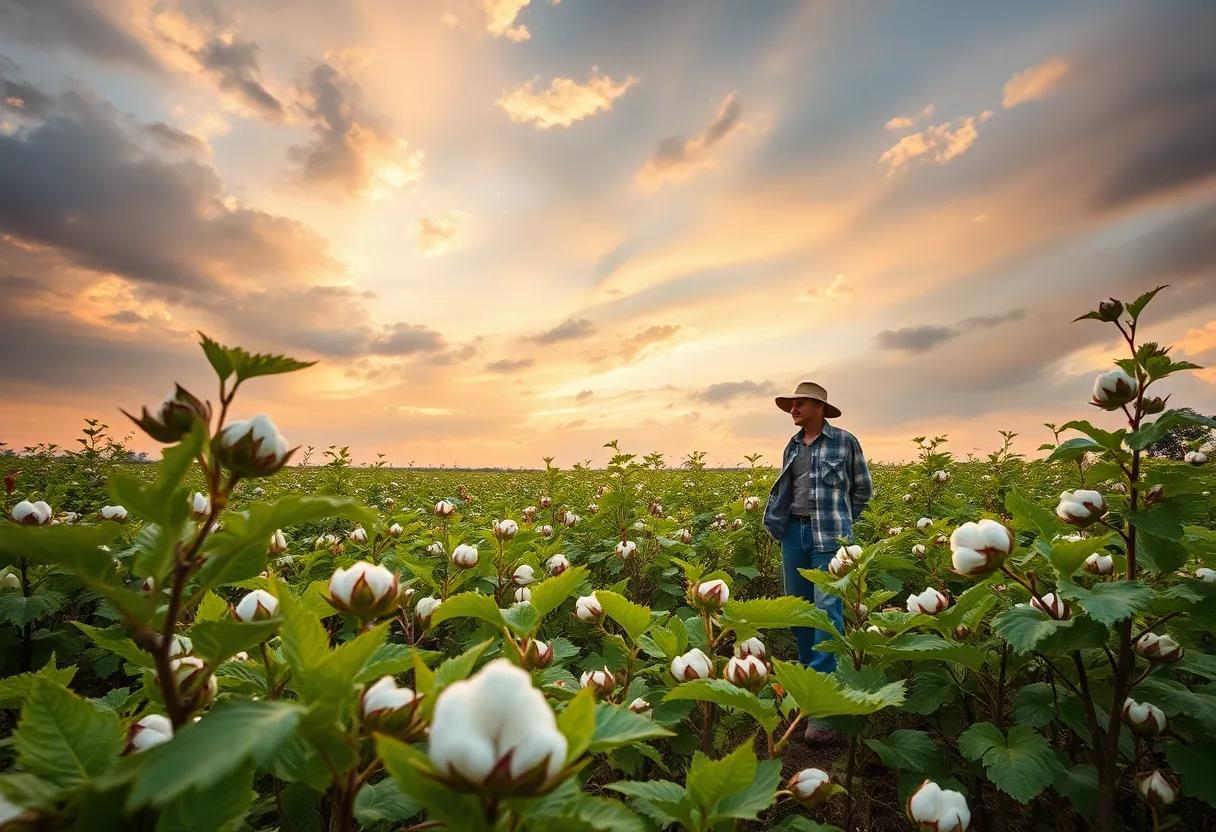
790, 420, 835, 444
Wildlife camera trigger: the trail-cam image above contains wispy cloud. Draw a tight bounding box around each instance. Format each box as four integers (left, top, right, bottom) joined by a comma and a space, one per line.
636, 94, 744, 192
878, 111, 994, 176
486, 357, 535, 373
497, 70, 637, 129
410, 210, 470, 258
875, 309, 1027, 353
483, 0, 560, 41
797, 274, 853, 303
697, 380, 776, 404
528, 318, 597, 344
885, 105, 934, 131
1003, 57, 1071, 108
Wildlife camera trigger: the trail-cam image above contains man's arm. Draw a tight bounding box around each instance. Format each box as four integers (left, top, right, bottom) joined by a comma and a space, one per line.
849, 435, 873, 521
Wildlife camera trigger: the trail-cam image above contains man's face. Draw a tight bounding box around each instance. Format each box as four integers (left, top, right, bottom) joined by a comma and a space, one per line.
789, 397, 824, 426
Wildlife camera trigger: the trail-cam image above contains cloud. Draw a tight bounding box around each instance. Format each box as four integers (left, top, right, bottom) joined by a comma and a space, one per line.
140, 121, 207, 153
697, 380, 776, 404
486, 357, 535, 373
1002, 57, 1071, 109
885, 104, 934, 131
0, 63, 52, 118
193, 37, 284, 119
409, 210, 469, 258
0, 0, 157, 69
483, 0, 558, 41
371, 322, 447, 356
636, 94, 744, 192
288, 60, 423, 199
617, 323, 685, 362
496, 70, 637, 129
574, 389, 593, 401
878, 111, 994, 176
528, 318, 596, 344
797, 274, 852, 303
875, 309, 1027, 353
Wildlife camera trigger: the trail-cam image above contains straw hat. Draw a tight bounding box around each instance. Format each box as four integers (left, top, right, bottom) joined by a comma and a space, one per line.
774, 381, 841, 419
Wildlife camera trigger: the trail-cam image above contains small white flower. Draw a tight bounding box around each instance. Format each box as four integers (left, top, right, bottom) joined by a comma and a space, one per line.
907, 780, 970, 832
907, 588, 950, 616
671, 647, 714, 681
233, 589, 279, 621
451, 544, 479, 568
513, 564, 536, 586
632, 519, 646, 532
428, 659, 567, 795
981, 474, 992, 482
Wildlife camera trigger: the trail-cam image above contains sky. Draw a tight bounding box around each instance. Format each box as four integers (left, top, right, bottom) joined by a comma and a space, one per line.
1, 0, 1214, 469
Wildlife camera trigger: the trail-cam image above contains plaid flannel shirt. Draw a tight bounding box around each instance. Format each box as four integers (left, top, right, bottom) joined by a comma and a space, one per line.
762, 421, 873, 550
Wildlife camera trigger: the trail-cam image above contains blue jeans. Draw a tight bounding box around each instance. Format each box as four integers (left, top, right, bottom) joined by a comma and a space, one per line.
781, 523, 844, 673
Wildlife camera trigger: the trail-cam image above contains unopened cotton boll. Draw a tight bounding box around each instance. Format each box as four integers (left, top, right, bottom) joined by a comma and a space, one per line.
168, 656, 216, 704
493, 519, 519, 539
907, 588, 949, 616
538, 496, 552, 508
828, 554, 852, 577
1196, 567, 1216, 582
1137, 632, 1183, 663
513, 564, 536, 586
1136, 770, 1178, 807
428, 658, 567, 796
580, 667, 616, 695
538, 525, 554, 538
361, 675, 419, 723
949, 518, 1014, 577
348, 526, 368, 543
386, 523, 403, 537
522, 639, 553, 669
1057, 489, 1107, 527
743, 496, 760, 511
546, 554, 570, 576
575, 594, 603, 622
916, 517, 933, 529
168, 634, 193, 658
451, 544, 479, 568
269, 529, 289, 553
902, 493, 913, 503
981, 474, 992, 482
933, 470, 949, 483
415, 596, 441, 624
837, 544, 863, 562
513, 586, 532, 604
888, 527, 904, 537
628, 697, 652, 714
327, 561, 399, 619
907, 780, 970, 832
674, 528, 693, 544
1121, 699, 1167, 736
671, 647, 714, 681
724, 655, 768, 692
191, 492, 210, 518
694, 578, 729, 610
217, 414, 292, 478
126, 713, 174, 754
615, 540, 637, 559
1031, 593, 1070, 620
426, 542, 444, 557
435, 500, 455, 517
233, 589, 279, 621
912, 544, 927, 557
0, 572, 19, 590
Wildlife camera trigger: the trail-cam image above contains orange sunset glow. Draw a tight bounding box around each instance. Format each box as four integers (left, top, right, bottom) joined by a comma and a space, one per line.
1, 0, 1214, 467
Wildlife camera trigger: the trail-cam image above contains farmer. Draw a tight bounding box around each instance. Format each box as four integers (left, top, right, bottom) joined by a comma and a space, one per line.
762, 381, 872, 742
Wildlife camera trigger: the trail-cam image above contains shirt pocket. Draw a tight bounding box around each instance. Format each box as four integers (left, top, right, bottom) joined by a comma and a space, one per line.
821, 456, 847, 488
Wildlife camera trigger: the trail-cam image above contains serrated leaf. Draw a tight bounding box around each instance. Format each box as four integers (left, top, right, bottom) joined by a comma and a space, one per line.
1125, 500, 1188, 540
992, 605, 1109, 655
1047, 437, 1102, 462
958, 722, 1058, 802
772, 660, 904, 718
231, 347, 316, 383
73, 621, 154, 668
0, 658, 78, 708
1047, 535, 1114, 580
13, 678, 124, 787
1137, 530, 1189, 574
865, 730, 938, 771
590, 701, 677, 752
1125, 284, 1165, 322
272, 579, 331, 701
189, 618, 280, 667
721, 595, 839, 642
195, 591, 230, 622
429, 591, 505, 629
558, 687, 598, 761
1060, 420, 1127, 456
662, 678, 779, 733
1005, 487, 1062, 540
1012, 683, 1054, 728
869, 633, 987, 672
904, 665, 959, 715
354, 777, 422, 825
687, 743, 755, 812
529, 565, 588, 621
0, 589, 64, 628
1056, 580, 1151, 627
199, 331, 235, 381
595, 590, 652, 643
711, 758, 783, 822
376, 735, 491, 832
128, 699, 303, 808
155, 763, 256, 832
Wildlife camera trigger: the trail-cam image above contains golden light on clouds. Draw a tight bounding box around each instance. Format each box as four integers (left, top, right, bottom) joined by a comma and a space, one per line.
1003, 57, 1072, 109
496, 70, 638, 129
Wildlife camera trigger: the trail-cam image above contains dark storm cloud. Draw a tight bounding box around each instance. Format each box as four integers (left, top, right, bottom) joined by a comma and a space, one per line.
140, 122, 208, 153
528, 318, 596, 344
697, 380, 776, 404
0, 0, 157, 68
0, 61, 52, 118
194, 37, 284, 119
876, 309, 1026, 353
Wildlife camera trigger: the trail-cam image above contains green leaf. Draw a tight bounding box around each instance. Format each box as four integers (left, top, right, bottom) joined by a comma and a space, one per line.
376, 735, 491, 832
605, 780, 698, 830
772, 660, 904, 718
1060, 420, 1127, 456
867, 633, 987, 672
1047, 437, 1102, 463
1056, 580, 1151, 627
992, 605, 1110, 655
1125, 501, 1188, 541
417, 640, 492, 721
354, 778, 422, 825
195, 591, 230, 622
1047, 535, 1114, 580
721, 595, 839, 642
0, 588, 64, 628
905, 665, 959, 715
13, 678, 124, 788
1127, 410, 1216, 450
199, 331, 235, 381
230, 345, 316, 383
1137, 530, 1189, 573
595, 590, 652, 643
711, 758, 783, 822
129, 699, 303, 808
589, 701, 677, 752
1125, 284, 1165, 322
1012, 683, 1055, 728
958, 722, 1058, 803
558, 687, 598, 761
865, 730, 939, 772
1165, 741, 1216, 808
1005, 488, 1062, 540
0, 657, 78, 708
189, 619, 280, 667
155, 763, 256, 832
662, 679, 779, 733
273, 580, 331, 701
73, 621, 154, 668
1051, 755, 1098, 817
687, 743, 755, 813
529, 565, 588, 621
429, 591, 506, 629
